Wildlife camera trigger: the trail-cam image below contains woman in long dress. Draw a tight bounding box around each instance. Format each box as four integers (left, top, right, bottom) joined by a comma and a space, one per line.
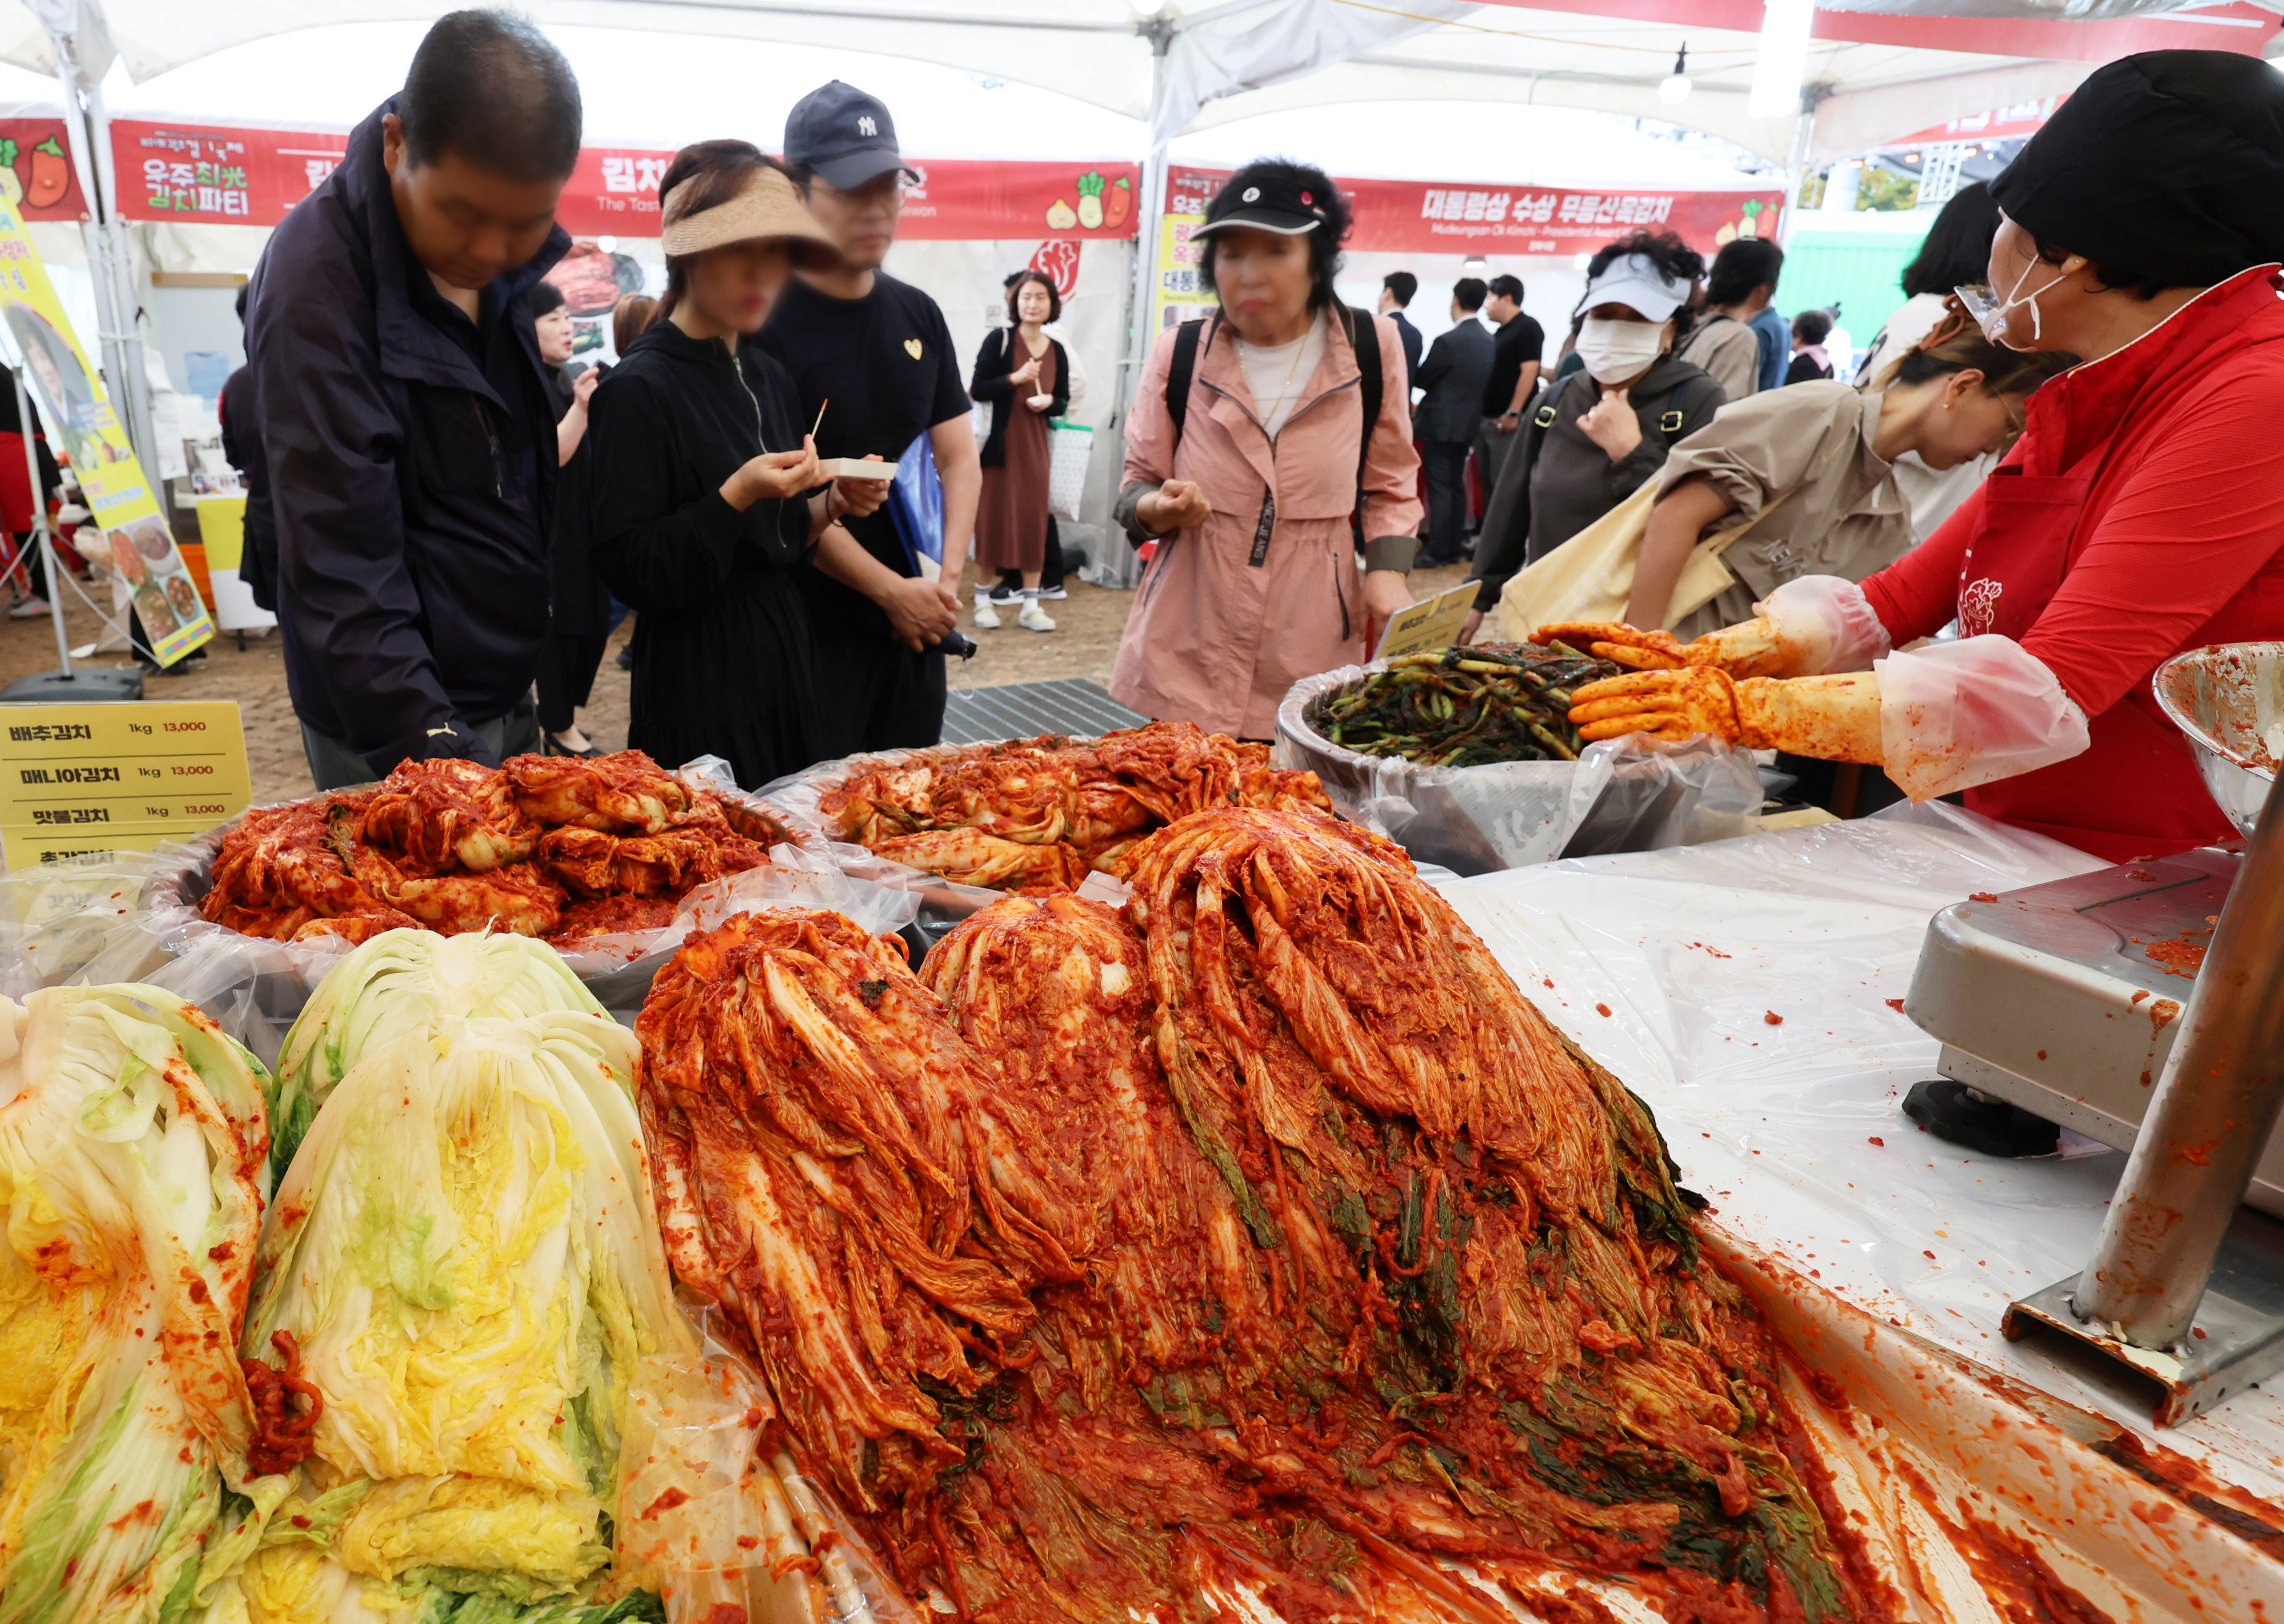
969, 270, 1068, 632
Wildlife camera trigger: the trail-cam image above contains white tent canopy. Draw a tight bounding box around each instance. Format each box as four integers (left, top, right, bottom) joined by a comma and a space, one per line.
7, 0, 2271, 168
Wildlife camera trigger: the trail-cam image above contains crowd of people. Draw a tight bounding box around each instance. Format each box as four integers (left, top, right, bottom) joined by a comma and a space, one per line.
220, 7, 2284, 867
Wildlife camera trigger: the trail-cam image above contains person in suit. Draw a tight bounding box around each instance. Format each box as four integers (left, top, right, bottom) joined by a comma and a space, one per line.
1378, 271, 1422, 391
1413, 276, 1493, 565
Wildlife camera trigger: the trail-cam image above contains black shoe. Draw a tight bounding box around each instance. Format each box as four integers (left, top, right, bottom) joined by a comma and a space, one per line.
1901, 1079, 2060, 1157
545, 732, 604, 758
1035, 581, 1068, 601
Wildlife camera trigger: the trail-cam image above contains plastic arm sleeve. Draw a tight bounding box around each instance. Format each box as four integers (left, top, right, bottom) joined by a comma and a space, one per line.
1872, 635, 2090, 801
1756, 575, 1893, 677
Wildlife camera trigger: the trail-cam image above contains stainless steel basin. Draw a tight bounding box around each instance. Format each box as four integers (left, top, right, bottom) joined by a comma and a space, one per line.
2153, 642, 2284, 838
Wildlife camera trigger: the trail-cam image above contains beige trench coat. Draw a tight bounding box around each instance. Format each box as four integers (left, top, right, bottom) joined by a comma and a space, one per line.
1655, 380, 1915, 642
1110, 309, 1424, 740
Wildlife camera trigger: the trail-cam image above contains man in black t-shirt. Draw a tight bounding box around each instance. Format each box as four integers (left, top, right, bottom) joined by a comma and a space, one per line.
1477, 275, 1546, 511
764, 81, 971, 755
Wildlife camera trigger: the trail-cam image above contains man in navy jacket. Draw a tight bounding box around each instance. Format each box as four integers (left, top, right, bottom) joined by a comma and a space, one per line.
244, 10, 581, 787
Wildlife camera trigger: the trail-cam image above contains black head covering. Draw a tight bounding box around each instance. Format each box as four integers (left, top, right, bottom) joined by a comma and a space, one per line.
1989, 50, 2284, 288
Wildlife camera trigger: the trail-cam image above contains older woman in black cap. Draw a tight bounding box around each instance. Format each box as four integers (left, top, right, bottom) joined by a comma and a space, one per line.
1561, 50, 2284, 862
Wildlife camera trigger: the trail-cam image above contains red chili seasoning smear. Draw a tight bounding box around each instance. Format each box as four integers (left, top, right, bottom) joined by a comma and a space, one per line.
2145, 939, 2207, 978
640, 1486, 692, 1521
242, 1330, 323, 1477
1595, 1003, 1612, 1018
1923, 1251, 1937, 1260
1867, 1136, 1884, 1147
1969, 892, 1998, 903
1884, 998, 1905, 1013
1763, 1011, 1784, 1026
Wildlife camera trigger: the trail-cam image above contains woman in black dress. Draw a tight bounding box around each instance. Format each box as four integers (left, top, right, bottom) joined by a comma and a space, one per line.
587, 141, 886, 787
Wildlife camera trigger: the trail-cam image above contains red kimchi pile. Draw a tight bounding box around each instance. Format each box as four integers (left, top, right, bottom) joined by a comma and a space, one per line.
814, 719, 1335, 890
199, 749, 785, 947
636, 806, 1888, 1622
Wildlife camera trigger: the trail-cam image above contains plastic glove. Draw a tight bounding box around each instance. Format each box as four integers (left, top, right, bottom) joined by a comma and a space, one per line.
1570, 668, 1884, 762
1755, 576, 1892, 677
1534, 618, 1791, 678
1875, 636, 2088, 799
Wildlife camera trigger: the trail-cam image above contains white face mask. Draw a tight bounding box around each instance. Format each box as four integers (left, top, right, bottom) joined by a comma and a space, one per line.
1574, 316, 1666, 383
1957, 258, 2070, 347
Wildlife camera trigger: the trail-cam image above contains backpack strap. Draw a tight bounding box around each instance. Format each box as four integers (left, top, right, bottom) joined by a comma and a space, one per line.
1164, 316, 1207, 452
1341, 304, 1383, 495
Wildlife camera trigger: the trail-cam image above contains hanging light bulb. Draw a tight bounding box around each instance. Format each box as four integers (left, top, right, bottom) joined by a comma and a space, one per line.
1659, 44, 1692, 106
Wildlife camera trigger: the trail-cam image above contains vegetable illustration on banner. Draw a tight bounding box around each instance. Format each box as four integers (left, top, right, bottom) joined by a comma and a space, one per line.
0, 191, 213, 666
1030, 238, 1081, 299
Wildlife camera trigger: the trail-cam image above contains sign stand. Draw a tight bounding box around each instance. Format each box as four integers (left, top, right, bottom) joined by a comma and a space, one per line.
0, 366, 139, 704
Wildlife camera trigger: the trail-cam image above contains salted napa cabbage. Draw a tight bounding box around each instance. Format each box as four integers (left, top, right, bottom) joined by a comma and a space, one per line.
0, 983, 270, 1624
267, 928, 604, 1179
219, 1001, 698, 1624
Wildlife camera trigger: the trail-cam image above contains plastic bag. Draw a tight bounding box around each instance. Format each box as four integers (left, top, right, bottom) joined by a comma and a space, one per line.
1047, 420, 1093, 521
757, 745, 1039, 950
887, 431, 944, 581
1875, 634, 2090, 799
0, 756, 916, 1056
1277, 662, 1764, 875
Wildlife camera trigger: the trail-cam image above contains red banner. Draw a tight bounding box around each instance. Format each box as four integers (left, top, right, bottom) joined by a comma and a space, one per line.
1891, 95, 2062, 152
115, 120, 343, 224
0, 119, 87, 221
1170, 166, 1783, 257
113, 121, 1144, 242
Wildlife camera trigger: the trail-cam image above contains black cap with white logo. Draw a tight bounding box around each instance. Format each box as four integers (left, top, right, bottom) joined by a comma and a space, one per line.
1192, 170, 1332, 238
784, 80, 914, 190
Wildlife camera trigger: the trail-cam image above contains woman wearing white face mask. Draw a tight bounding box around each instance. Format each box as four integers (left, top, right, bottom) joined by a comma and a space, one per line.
1561, 50, 2284, 861
1466, 231, 1724, 644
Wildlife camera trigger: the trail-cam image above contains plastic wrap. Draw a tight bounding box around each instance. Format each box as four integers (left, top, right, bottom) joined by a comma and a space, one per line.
1875, 633, 2091, 799
758, 744, 1099, 949
0, 756, 918, 1056
1432, 800, 2284, 1505
1759, 573, 1892, 676
1276, 661, 1764, 874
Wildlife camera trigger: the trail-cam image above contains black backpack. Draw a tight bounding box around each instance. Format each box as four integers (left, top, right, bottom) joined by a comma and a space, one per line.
1160, 303, 1384, 500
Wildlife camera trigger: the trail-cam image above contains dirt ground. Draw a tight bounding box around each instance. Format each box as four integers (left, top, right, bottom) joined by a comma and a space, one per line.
0, 557, 1474, 806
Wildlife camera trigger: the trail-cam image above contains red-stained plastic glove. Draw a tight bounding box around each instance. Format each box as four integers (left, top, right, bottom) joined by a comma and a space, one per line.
1569, 668, 1887, 761
1537, 617, 1800, 679
1567, 667, 1747, 741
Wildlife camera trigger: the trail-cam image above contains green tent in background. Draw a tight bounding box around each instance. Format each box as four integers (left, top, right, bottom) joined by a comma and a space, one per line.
1774, 211, 1935, 370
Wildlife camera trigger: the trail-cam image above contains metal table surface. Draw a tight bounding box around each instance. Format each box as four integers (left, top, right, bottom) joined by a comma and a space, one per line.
939, 679, 1147, 745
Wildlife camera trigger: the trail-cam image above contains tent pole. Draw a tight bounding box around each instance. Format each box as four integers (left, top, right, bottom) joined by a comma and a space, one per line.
1774, 88, 1824, 250
42, 21, 160, 484
17, 367, 69, 676
82, 79, 160, 488
1123, 12, 1177, 419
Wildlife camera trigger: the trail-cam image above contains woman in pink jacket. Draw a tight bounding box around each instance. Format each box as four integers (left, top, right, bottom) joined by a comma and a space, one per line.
1111, 160, 1424, 739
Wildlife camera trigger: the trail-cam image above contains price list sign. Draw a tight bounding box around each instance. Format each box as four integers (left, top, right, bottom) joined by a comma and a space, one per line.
0, 702, 252, 868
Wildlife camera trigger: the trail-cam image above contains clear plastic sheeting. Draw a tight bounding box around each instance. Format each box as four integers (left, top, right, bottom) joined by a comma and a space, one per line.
1876, 634, 2092, 799
1435, 800, 2284, 1502
1759, 573, 1893, 676
0, 756, 919, 1056
1277, 661, 1764, 874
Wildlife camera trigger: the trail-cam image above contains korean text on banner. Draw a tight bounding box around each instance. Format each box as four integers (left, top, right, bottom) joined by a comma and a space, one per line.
0, 194, 214, 666
0, 702, 251, 870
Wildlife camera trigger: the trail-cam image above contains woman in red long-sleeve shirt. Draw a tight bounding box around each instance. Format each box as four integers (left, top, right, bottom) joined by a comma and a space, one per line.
1556, 49, 2284, 860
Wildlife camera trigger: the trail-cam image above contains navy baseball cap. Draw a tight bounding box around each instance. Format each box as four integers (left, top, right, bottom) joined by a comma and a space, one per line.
784, 81, 914, 190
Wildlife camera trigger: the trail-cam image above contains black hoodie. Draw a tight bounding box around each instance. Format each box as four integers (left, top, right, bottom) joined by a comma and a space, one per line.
243, 98, 569, 776
586, 318, 822, 788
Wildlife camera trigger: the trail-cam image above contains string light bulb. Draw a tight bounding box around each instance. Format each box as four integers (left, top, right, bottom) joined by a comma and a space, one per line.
1659, 44, 1692, 106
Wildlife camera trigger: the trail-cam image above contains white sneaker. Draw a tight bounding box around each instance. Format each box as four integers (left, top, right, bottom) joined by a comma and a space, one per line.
1018, 593, 1056, 632
7, 597, 47, 618
973, 590, 1002, 629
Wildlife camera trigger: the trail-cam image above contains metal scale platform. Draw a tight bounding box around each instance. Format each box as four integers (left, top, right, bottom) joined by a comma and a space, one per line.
1901, 643, 2284, 1424
1904, 846, 2259, 1199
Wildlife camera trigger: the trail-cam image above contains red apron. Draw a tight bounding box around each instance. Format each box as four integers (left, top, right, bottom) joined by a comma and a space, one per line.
1955, 470, 2240, 862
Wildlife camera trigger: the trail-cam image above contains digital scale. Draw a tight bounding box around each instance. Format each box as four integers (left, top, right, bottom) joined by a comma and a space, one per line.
1899, 643, 2284, 1424
1903, 846, 2270, 1205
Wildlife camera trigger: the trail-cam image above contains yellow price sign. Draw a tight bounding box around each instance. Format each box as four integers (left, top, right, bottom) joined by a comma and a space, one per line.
1372, 581, 1481, 662
0, 701, 252, 869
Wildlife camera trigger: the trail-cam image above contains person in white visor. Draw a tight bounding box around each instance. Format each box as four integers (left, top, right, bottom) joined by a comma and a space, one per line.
1464, 230, 1726, 643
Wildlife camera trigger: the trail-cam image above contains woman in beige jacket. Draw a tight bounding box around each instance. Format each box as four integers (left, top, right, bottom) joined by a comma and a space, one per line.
1623, 316, 2074, 641
1111, 160, 1423, 739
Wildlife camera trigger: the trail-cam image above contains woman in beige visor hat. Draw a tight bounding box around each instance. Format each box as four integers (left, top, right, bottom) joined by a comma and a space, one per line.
585, 141, 896, 789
